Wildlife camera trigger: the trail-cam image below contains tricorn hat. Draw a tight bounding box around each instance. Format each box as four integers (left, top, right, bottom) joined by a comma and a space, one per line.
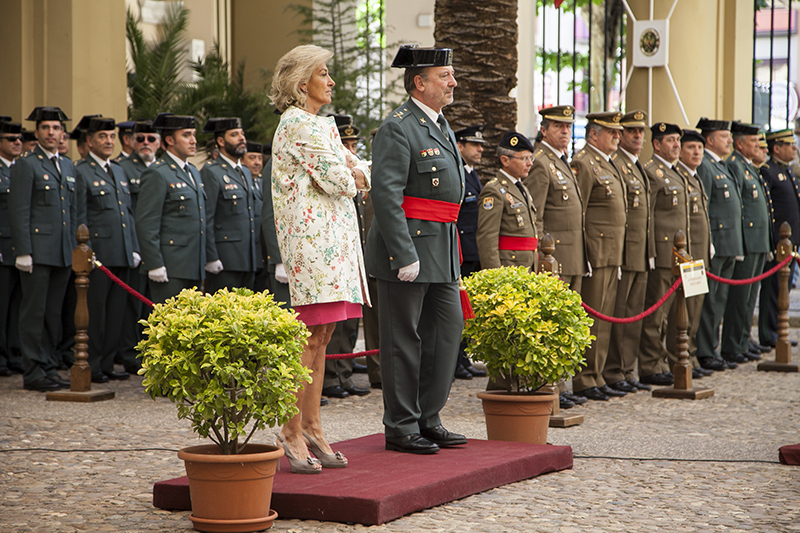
246, 141, 263, 154
730, 121, 760, 136
116, 121, 135, 135
328, 114, 353, 128
391, 44, 453, 68
69, 114, 102, 140
26, 106, 70, 122
133, 120, 158, 134
454, 125, 486, 144
0, 122, 23, 134
696, 117, 731, 132
152, 112, 196, 131
87, 117, 116, 134
202, 117, 242, 134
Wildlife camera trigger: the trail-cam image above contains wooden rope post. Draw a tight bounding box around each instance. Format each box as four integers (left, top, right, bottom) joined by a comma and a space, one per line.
759, 222, 799, 372
537, 234, 583, 428
47, 224, 114, 402
653, 230, 714, 399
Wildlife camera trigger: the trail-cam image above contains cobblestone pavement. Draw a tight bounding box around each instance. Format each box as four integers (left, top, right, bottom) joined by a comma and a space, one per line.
1, 328, 799, 532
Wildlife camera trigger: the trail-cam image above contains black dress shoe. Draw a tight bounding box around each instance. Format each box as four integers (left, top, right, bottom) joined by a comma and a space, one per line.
724, 360, 738, 369
464, 365, 487, 377
7, 363, 24, 374
49, 375, 70, 388
124, 364, 142, 375
695, 367, 713, 376
420, 425, 468, 447
454, 366, 473, 380
343, 384, 370, 396
370, 382, 382, 389
692, 368, 704, 379
574, 387, 609, 401
320, 397, 329, 406
722, 352, 748, 364
559, 395, 575, 409
352, 362, 368, 374
792, 340, 798, 347
699, 357, 727, 371
91, 372, 109, 383
321, 385, 350, 398
744, 350, 761, 361
562, 391, 588, 404
639, 372, 674, 386
627, 378, 651, 391
385, 433, 440, 454
24, 377, 60, 392
609, 380, 638, 393
599, 384, 626, 397
106, 370, 130, 380
0, 367, 12, 377
751, 341, 772, 354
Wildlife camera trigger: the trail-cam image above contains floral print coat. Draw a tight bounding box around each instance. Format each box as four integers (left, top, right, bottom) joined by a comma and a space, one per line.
271, 106, 370, 307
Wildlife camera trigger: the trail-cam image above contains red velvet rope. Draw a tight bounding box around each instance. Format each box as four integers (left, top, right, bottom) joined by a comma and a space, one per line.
581, 277, 683, 324
705, 254, 794, 285
325, 349, 379, 360
93, 260, 155, 308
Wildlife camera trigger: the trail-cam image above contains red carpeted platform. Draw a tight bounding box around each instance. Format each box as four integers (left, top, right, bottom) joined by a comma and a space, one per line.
779, 444, 800, 465
153, 433, 572, 525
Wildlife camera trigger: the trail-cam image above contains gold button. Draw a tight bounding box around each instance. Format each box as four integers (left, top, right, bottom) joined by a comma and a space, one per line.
180, 196, 185, 200
119, 201, 122, 205
556, 239, 561, 244
122, 223, 126, 228
431, 166, 437, 171
389, 256, 394, 261
664, 236, 668, 240
62, 222, 66, 226
233, 195, 237, 199
169, 240, 174, 244
34, 228, 39, 233
45, 186, 50, 190
600, 232, 604, 237
719, 224, 723, 228
100, 191, 105, 195
750, 222, 753, 227
416, 230, 421, 235
224, 236, 228, 240
511, 255, 516, 259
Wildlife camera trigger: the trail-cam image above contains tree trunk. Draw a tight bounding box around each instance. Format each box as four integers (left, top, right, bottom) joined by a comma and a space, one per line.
434, 0, 519, 178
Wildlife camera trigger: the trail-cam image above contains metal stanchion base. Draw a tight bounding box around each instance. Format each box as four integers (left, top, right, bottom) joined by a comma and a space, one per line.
549, 413, 584, 428
46, 390, 115, 402
757, 361, 799, 372
651, 387, 714, 400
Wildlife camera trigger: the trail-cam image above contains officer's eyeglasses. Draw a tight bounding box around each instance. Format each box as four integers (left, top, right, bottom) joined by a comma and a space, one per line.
136, 135, 158, 143
509, 155, 533, 163
1, 135, 22, 143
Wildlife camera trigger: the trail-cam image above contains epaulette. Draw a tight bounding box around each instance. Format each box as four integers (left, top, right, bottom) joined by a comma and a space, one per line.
75, 159, 86, 167
390, 107, 410, 121
534, 148, 544, 157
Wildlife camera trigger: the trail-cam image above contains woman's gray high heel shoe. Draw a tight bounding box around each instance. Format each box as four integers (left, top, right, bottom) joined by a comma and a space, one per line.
303, 430, 348, 468
276, 433, 322, 474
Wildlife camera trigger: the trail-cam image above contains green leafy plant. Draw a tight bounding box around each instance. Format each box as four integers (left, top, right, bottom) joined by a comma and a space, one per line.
463, 267, 593, 393
138, 288, 311, 455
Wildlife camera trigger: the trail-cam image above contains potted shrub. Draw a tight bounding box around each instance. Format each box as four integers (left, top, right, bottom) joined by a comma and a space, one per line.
138, 288, 311, 532
462, 267, 593, 444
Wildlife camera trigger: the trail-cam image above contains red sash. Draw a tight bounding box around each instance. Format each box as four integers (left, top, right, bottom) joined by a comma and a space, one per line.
498, 236, 539, 251
401, 196, 460, 223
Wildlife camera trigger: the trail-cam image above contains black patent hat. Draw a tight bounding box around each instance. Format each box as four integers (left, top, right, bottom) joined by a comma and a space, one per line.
391, 44, 453, 68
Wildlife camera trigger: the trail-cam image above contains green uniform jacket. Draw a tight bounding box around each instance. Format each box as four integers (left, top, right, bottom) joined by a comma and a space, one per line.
135, 155, 206, 280
643, 157, 690, 269
200, 158, 257, 272
366, 99, 464, 283
571, 144, 627, 268
117, 153, 148, 213
612, 150, 654, 272
260, 159, 282, 273
251, 171, 264, 271
696, 152, 743, 257
676, 163, 711, 264
0, 159, 13, 266
75, 155, 139, 267
9, 146, 76, 267
476, 170, 538, 270
524, 144, 586, 276
726, 151, 772, 254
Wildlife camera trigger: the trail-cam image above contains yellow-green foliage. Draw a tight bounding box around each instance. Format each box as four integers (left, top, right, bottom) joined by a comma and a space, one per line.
137, 288, 311, 454
463, 267, 593, 393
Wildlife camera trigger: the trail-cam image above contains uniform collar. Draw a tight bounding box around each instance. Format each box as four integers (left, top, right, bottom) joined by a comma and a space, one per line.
677, 160, 697, 177
166, 149, 187, 170
38, 144, 58, 161
704, 148, 723, 163
541, 140, 564, 158
498, 168, 519, 184
618, 146, 638, 164
586, 142, 611, 162
89, 150, 110, 167
653, 153, 675, 168
219, 153, 241, 171
0, 155, 13, 168
410, 96, 441, 126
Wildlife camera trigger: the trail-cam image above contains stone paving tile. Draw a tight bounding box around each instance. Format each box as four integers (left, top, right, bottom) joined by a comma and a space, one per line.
1, 327, 799, 532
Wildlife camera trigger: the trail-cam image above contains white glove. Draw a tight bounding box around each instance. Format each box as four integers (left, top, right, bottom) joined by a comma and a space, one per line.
275, 263, 289, 284
709, 243, 716, 260
735, 255, 745, 262
398, 260, 420, 282
618, 266, 622, 281
205, 260, 224, 275
649, 257, 656, 271
583, 261, 593, 278
148, 266, 169, 283
15, 254, 33, 273
132, 252, 141, 268
767, 251, 775, 262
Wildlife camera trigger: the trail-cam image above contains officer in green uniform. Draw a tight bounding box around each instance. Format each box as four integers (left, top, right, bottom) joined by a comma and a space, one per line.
670, 129, 713, 377
242, 141, 268, 293
113, 121, 135, 162
260, 156, 292, 307
0, 121, 24, 376
9, 107, 75, 392
694, 118, 743, 371
135, 113, 206, 304
75, 117, 140, 383
69, 114, 101, 160
200, 117, 257, 294
524, 105, 586, 289
570, 111, 628, 401
367, 45, 467, 454
118, 120, 160, 213
720, 122, 772, 363
605, 110, 654, 392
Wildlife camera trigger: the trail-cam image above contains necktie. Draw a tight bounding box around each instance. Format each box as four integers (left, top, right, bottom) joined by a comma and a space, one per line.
181, 165, 196, 188
515, 181, 527, 202
235, 166, 248, 191
51, 156, 61, 177
561, 154, 570, 167
105, 163, 114, 182
436, 114, 446, 131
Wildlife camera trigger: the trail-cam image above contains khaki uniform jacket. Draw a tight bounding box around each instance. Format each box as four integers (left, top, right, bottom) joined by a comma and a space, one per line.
726, 151, 772, 254
524, 144, 586, 276
476, 170, 538, 270
571, 144, 627, 268
696, 152, 744, 257
612, 150, 654, 272
643, 157, 690, 269
675, 163, 711, 264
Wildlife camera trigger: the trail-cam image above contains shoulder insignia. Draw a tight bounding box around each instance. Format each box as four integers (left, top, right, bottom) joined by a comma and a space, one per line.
90, 161, 96, 167
392, 109, 405, 120
419, 118, 426, 125
222, 163, 227, 168
535, 149, 544, 157
483, 197, 494, 210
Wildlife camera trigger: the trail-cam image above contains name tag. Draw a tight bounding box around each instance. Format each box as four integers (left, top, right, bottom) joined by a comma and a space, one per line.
65, 176, 75, 183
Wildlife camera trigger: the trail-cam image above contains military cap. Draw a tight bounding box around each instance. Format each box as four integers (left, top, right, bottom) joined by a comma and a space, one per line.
730, 121, 760, 136
202, 117, 242, 134
539, 105, 575, 124
766, 129, 796, 145
152, 112, 196, 131
391, 44, 453, 68
116, 121, 135, 136
499, 131, 534, 152
695, 117, 731, 132
246, 141, 263, 154
586, 111, 623, 130
328, 114, 353, 128
21, 129, 36, 143
454, 125, 486, 143
26, 106, 70, 122
0, 122, 23, 134
650, 122, 682, 139
0, 116, 12, 123
262, 143, 272, 156
339, 123, 361, 140
87, 117, 116, 133
133, 120, 157, 134
681, 129, 705, 145
620, 110, 647, 128
69, 114, 102, 139
758, 132, 768, 148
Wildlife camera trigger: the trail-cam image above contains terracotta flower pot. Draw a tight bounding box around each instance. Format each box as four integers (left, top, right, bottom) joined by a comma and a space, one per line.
476, 390, 557, 444
178, 443, 284, 532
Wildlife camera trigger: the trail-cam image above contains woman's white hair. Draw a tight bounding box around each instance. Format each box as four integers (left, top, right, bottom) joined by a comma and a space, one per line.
270, 45, 334, 113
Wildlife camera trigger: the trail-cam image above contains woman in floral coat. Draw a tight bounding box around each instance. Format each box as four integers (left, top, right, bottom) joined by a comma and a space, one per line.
270, 44, 370, 473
